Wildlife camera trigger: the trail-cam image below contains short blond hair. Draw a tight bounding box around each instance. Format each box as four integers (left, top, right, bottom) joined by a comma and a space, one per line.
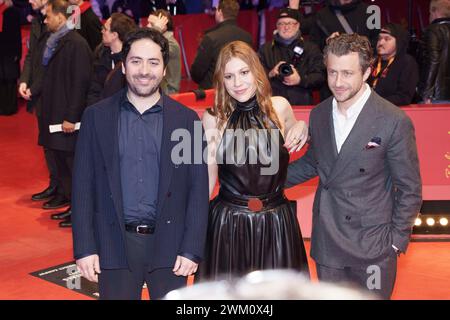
430, 0, 450, 18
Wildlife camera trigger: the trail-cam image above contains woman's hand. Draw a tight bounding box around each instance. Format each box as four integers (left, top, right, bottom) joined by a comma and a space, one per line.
284, 120, 308, 153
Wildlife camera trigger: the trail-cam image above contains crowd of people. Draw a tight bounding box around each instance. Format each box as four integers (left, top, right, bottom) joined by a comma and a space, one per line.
0, 0, 449, 300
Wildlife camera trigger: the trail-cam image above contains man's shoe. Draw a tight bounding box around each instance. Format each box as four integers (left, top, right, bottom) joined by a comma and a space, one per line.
51, 207, 71, 220
42, 195, 69, 210
31, 186, 57, 201
59, 216, 72, 228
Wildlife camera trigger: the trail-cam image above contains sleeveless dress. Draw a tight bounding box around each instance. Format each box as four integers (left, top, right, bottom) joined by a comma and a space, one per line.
198, 96, 309, 281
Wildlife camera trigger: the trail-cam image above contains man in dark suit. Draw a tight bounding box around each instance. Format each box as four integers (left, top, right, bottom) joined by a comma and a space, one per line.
286, 34, 422, 299
190, 0, 253, 89
19, 0, 62, 206
72, 28, 209, 300
39, 0, 93, 226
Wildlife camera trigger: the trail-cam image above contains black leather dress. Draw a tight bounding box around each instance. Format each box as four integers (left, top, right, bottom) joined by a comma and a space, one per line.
198, 96, 309, 281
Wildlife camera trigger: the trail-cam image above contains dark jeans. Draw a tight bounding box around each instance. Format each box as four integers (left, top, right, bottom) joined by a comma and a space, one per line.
98, 231, 187, 300
316, 251, 397, 300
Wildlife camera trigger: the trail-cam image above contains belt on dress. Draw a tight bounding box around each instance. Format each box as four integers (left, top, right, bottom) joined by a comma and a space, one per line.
218, 189, 285, 212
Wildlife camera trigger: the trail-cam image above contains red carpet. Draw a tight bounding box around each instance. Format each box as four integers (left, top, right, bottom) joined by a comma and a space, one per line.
0, 102, 449, 300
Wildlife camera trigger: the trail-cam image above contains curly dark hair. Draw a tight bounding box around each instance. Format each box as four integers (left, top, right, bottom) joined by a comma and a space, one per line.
122, 27, 169, 67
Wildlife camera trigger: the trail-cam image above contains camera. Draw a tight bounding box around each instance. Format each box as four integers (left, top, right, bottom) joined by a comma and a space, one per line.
278, 63, 293, 78
278, 46, 304, 79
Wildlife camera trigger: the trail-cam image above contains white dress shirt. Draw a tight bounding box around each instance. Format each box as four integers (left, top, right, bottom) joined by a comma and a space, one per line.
332, 83, 371, 153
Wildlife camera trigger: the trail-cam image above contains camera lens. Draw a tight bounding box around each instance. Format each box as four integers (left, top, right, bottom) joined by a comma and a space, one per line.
278, 63, 293, 77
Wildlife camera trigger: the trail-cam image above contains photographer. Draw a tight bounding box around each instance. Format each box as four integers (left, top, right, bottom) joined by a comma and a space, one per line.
259, 8, 325, 105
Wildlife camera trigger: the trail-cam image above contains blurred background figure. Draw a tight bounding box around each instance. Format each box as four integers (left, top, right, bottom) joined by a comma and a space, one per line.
147, 9, 181, 94
306, 0, 379, 101
68, 0, 102, 51
0, 0, 22, 116
308, 0, 378, 50
18, 0, 60, 204
368, 23, 419, 106
166, 269, 377, 300
418, 0, 450, 104
111, 0, 141, 23
40, 0, 93, 227
190, 0, 253, 89
259, 7, 324, 105
87, 12, 136, 106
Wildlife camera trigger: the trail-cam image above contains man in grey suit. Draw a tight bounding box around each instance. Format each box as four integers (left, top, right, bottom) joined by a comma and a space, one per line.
286, 34, 422, 299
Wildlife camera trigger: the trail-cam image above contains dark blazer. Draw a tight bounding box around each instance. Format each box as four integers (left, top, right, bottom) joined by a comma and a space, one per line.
286, 91, 422, 268
72, 89, 210, 271
190, 19, 253, 89
38, 31, 93, 152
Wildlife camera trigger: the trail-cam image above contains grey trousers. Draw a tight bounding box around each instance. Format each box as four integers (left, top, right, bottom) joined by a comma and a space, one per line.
316, 251, 397, 300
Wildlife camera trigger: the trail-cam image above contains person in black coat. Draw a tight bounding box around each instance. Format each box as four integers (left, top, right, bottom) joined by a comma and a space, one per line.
39, 0, 93, 227
368, 23, 419, 106
0, 0, 22, 115
190, 0, 253, 89
68, 0, 102, 51
418, 0, 450, 103
87, 12, 136, 106
259, 8, 325, 105
308, 0, 378, 51
19, 0, 66, 206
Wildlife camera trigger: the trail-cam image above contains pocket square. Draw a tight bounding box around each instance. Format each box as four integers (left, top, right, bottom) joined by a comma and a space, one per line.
366, 137, 381, 149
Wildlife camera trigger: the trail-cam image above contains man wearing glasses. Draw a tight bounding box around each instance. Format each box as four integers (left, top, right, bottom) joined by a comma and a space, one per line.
259, 7, 325, 106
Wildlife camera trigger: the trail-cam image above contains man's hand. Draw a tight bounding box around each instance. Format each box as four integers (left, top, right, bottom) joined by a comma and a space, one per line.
327, 32, 340, 42
268, 61, 286, 78
172, 255, 198, 277
19, 83, 31, 100
148, 13, 169, 32
282, 65, 301, 86
424, 98, 432, 104
76, 254, 101, 283
62, 121, 76, 133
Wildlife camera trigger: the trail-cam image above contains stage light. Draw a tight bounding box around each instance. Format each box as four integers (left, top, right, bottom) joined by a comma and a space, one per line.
439, 218, 449, 226
414, 218, 422, 226
426, 218, 435, 226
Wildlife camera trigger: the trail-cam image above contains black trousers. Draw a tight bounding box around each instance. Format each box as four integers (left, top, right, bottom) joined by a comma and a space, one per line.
316, 251, 397, 300
43, 147, 63, 194
98, 231, 187, 300
0, 80, 18, 115
51, 149, 74, 201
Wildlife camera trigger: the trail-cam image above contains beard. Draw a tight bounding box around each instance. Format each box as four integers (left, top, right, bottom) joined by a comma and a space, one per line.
332, 82, 363, 104
127, 75, 161, 97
